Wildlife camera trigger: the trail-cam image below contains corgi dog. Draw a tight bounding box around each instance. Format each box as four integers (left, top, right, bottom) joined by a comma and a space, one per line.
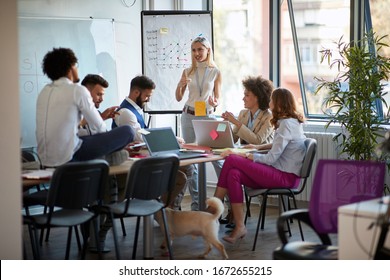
156, 197, 228, 259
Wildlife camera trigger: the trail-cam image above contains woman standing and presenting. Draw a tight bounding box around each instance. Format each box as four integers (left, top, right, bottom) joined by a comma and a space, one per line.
175, 36, 221, 211
176, 36, 221, 143
214, 88, 306, 243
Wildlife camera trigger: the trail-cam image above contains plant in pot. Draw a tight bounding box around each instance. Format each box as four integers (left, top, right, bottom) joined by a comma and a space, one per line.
314, 31, 390, 161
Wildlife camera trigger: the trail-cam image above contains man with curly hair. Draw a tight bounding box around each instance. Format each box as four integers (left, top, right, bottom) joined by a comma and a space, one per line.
36, 47, 134, 167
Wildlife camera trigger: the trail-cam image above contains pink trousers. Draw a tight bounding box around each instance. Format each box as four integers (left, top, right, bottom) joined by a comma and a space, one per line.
217, 155, 300, 203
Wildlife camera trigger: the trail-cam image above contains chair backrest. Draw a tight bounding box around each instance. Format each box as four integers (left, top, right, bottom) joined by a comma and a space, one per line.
47, 159, 109, 209
309, 159, 385, 234
124, 154, 180, 206
300, 138, 317, 178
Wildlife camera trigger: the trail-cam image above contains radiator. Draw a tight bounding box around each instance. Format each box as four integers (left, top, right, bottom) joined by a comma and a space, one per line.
297, 132, 339, 201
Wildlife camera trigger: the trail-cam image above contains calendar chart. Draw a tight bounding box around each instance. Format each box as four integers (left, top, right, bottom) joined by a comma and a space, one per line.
141, 11, 213, 111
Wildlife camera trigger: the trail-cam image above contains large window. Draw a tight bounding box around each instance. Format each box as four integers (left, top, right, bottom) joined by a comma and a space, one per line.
212, 0, 390, 121
280, 0, 350, 118
369, 0, 390, 120
213, 0, 269, 115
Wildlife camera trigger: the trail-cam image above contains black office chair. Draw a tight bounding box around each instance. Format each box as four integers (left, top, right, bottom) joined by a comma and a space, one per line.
273, 159, 385, 260
244, 138, 317, 251
23, 159, 109, 259
103, 154, 180, 260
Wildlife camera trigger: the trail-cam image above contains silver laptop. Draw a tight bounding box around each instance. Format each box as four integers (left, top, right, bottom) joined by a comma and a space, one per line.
192, 119, 236, 148
142, 127, 207, 160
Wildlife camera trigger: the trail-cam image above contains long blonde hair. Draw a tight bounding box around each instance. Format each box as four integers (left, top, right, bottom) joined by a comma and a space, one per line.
188, 36, 217, 76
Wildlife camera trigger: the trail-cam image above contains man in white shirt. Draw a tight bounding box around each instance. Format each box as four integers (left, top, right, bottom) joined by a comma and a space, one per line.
78, 74, 119, 136
36, 47, 134, 167
113, 75, 195, 210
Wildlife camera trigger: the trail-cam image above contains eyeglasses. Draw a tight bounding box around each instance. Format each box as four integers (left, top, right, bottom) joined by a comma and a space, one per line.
74, 62, 79, 68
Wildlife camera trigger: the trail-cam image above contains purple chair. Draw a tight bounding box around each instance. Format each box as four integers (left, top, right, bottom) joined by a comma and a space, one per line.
273, 159, 385, 260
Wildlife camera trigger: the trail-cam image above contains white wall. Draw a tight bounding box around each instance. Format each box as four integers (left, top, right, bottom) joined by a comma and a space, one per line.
0, 0, 147, 260
18, 0, 144, 108
0, 0, 22, 259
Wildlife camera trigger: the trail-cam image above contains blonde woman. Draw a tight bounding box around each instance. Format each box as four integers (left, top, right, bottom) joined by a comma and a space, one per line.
175, 36, 222, 210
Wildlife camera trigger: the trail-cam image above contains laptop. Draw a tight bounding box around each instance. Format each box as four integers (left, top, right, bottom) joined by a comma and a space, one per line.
142, 127, 208, 160
192, 119, 236, 148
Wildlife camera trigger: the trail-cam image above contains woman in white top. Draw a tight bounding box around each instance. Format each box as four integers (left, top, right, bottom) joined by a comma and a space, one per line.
175, 36, 221, 143
175, 37, 222, 210
214, 88, 306, 244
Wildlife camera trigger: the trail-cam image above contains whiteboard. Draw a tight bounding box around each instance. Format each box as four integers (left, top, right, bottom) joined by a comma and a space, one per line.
141, 11, 213, 112
19, 17, 118, 148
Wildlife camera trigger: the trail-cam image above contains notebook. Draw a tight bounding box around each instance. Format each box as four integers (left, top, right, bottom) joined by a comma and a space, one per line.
192, 119, 236, 148
142, 127, 208, 160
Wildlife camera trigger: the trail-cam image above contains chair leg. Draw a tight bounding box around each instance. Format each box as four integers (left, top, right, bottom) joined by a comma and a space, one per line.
110, 212, 121, 259
43, 227, 50, 243
252, 208, 262, 251
291, 196, 304, 241
132, 217, 141, 260
74, 226, 82, 251
161, 209, 174, 260
120, 217, 127, 236
260, 194, 268, 230
280, 195, 292, 237
245, 191, 251, 218
252, 194, 268, 251
65, 227, 73, 260
26, 223, 40, 259
244, 196, 252, 225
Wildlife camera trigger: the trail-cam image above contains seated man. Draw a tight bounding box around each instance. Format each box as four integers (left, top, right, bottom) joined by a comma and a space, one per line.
36, 47, 134, 168
78, 73, 128, 252
113, 75, 194, 208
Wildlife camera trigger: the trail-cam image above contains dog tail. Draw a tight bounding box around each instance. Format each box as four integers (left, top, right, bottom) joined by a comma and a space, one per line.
206, 197, 224, 219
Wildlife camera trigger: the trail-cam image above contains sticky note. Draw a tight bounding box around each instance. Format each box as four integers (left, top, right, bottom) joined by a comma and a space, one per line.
216, 123, 227, 132
194, 101, 206, 116
160, 27, 169, 34
210, 129, 219, 140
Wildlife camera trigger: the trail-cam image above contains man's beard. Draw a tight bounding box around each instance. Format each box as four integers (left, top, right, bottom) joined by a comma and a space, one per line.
136, 96, 145, 108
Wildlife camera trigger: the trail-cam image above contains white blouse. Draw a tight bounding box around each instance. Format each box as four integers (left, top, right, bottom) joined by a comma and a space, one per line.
253, 118, 306, 176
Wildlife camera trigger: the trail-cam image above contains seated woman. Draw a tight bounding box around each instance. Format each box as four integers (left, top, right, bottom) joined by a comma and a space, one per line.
213, 75, 274, 225
213, 87, 306, 244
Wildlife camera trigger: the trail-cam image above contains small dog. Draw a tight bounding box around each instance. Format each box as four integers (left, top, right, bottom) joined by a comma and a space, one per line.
156, 197, 228, 259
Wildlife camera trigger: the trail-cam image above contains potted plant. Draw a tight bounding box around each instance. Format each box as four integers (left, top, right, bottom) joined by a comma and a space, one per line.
315, 31, 390, 161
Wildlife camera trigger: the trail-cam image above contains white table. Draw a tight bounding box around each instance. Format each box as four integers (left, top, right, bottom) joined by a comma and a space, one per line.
338, 196, 390, 259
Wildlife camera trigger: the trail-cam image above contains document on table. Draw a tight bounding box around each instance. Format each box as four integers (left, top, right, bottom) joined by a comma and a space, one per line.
212, 148, 257, 155
22, 169, 54, 179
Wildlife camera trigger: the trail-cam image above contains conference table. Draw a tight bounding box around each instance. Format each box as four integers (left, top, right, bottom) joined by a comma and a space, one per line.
22, 152, 223, 259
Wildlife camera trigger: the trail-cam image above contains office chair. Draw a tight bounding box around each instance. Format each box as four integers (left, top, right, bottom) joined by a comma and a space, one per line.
244, 138, 317, 251
103, 154, 180, 260
273, 159, 385, 260
24, 159, 109, 259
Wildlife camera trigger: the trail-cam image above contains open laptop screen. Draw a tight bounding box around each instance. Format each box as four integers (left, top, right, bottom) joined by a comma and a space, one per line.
142, 127, 180, 154
192, 119, 235, 148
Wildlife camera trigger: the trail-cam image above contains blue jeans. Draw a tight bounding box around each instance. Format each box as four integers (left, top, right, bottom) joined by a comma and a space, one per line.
72, 125, 134, 161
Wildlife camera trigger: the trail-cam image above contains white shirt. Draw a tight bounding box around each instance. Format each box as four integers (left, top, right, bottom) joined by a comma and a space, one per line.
253, 118, 306, 176
114, 97, 144, 142
185, 61, 220, 111
36, 77, 106, 166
